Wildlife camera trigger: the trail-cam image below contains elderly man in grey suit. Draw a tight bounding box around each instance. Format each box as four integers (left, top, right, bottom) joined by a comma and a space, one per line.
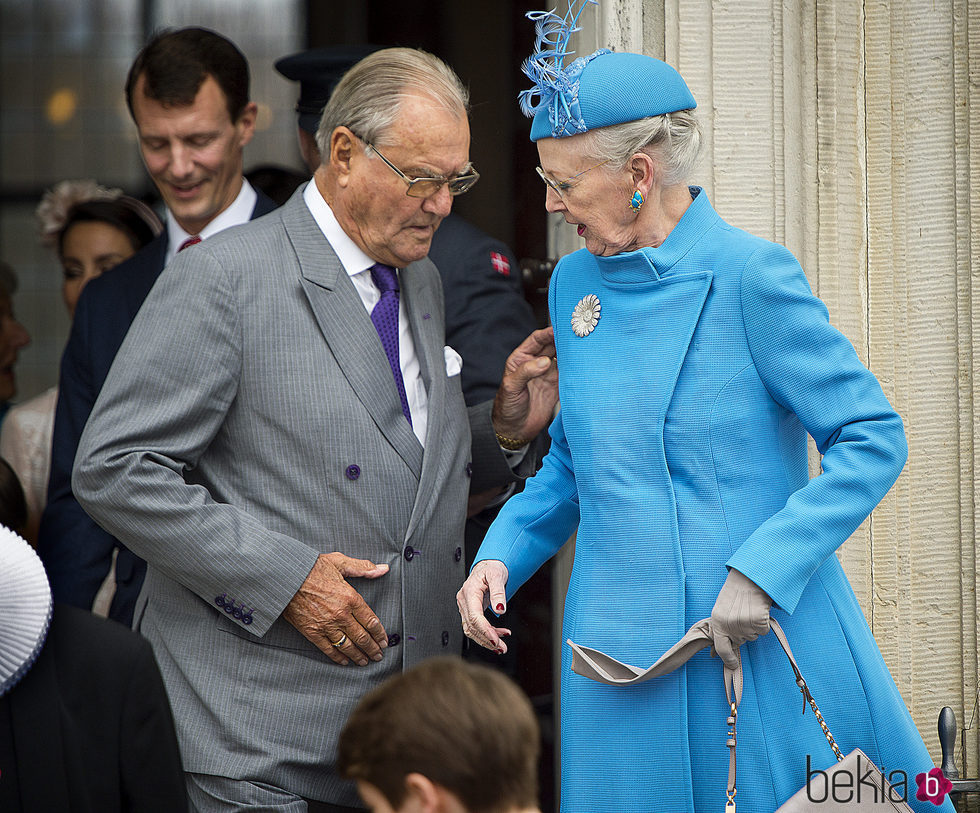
73, 47, 557, 813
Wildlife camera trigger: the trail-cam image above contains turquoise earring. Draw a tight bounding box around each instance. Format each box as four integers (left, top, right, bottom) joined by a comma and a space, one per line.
629, 190, 644, 212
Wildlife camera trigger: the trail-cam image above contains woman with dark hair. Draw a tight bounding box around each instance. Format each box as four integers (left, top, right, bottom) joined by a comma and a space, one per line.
0, 181, 161, 543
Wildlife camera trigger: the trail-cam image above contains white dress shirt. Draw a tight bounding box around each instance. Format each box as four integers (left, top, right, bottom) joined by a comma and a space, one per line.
303, 180, 430, 446
164, 179, 259, 267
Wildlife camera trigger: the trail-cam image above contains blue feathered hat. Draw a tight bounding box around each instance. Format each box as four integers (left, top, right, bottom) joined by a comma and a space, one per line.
519, 2, 697, 141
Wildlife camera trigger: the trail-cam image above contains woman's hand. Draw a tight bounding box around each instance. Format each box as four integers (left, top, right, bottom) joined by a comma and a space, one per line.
457, 560, 512, 654
709, 567, 772, 668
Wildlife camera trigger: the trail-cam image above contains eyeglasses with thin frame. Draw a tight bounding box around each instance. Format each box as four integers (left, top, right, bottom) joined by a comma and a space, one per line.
352, 132, 480, 198
536, 159, 611, 196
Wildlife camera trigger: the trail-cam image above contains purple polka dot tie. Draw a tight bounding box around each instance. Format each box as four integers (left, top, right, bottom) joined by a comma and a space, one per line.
370, 263, 412, 425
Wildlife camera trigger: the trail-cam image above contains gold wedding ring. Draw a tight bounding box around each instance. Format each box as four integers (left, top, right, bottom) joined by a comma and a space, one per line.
330, 633, 348, 648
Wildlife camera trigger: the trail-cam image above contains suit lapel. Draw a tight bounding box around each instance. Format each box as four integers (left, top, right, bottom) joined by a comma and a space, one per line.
285, 197, 424, 477
400, 262, 452, 538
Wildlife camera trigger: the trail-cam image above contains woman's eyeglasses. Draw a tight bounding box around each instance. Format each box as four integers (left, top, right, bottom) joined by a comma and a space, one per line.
535, 159, 611, 195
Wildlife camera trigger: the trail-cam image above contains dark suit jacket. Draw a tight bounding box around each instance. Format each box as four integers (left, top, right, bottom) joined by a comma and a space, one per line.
0, 604, 187, 812
428, 215, 547, 562
37, 192, 277, 625
427, 214, 537, 406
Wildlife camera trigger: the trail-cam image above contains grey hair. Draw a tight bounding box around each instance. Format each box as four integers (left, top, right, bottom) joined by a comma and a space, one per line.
316, 48, 469, 158
584, 108, 702, 187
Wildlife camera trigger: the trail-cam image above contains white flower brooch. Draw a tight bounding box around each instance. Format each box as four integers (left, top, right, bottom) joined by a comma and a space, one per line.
571, 294, 601, 337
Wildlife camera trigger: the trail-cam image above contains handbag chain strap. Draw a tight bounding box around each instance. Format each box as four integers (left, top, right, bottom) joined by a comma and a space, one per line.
798, 677, 845, 761
724, 619, 844, 812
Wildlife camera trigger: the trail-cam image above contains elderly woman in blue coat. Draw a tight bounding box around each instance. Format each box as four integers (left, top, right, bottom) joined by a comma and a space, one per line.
457, 7, 952, 813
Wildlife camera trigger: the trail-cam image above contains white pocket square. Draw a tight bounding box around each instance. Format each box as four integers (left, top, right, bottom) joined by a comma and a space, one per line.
444, 345, 463, 377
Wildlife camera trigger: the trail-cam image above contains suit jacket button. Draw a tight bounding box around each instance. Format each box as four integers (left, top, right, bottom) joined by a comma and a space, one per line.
345, 464, 360, 480
441, 631, 450, 647
404, 546, 415, 561
388, 633, 401, 647
454, 547, 462, 563
465, 462, 473, 477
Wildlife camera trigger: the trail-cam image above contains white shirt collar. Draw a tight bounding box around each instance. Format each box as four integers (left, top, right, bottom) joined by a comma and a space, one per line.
303, 178, 390, 279
165, 178, 258, 265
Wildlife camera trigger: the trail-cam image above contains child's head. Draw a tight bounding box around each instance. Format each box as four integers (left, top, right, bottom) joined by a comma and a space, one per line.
338, 657, 540, 813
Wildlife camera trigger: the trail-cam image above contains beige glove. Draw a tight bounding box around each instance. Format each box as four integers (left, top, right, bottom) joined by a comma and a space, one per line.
709, 567, 772, 668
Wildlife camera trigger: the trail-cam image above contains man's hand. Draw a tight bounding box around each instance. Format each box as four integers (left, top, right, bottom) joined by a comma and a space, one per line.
492, 326, 558, 443
283, 552, 390, 666
456, 559, 511, 654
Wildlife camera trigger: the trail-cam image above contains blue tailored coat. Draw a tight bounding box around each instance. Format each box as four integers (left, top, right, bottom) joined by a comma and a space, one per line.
475, 188, 952, 812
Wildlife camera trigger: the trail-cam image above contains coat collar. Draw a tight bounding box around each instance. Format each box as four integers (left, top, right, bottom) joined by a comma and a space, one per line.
593, 186, 720, 284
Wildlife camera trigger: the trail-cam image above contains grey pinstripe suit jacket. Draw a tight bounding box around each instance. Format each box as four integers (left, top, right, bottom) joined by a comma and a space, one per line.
73, 188, 527, 805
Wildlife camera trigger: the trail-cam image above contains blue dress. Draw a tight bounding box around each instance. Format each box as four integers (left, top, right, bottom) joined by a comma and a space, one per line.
475, 188, 952, 812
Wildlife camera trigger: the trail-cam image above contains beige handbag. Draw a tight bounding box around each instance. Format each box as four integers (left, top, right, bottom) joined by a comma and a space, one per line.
568, 618, 916, 812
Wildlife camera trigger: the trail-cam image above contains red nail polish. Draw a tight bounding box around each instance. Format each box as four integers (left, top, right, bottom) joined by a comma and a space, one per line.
495, 603, 505, 612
